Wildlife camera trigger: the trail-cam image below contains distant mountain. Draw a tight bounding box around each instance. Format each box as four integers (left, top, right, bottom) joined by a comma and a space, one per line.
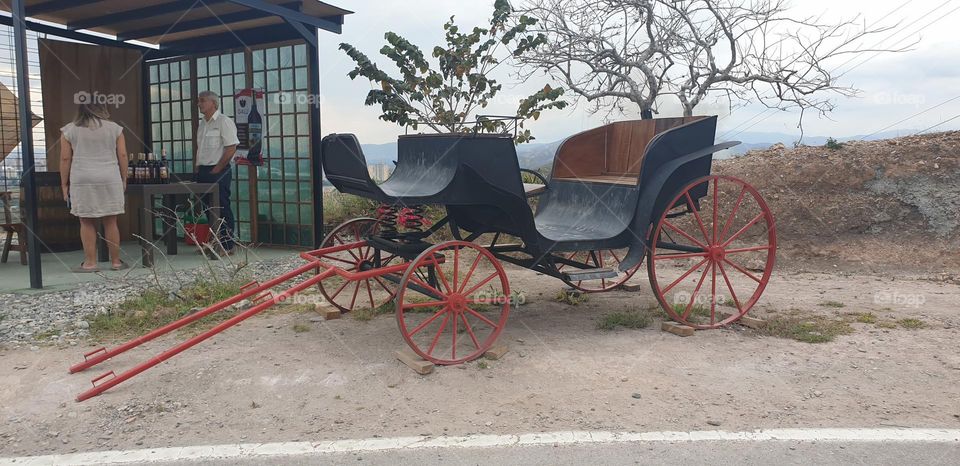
358, 139, 565, 169
356, 128, 936, 170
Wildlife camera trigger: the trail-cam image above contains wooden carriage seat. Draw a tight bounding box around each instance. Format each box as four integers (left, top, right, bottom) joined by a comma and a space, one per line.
550, 116, 708, 185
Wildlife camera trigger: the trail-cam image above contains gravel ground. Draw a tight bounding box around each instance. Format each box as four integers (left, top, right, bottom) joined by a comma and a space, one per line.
0, 254, 309, 348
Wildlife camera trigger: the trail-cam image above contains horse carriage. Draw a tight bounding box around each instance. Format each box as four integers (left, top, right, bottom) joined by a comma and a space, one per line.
69, 115, 776, 401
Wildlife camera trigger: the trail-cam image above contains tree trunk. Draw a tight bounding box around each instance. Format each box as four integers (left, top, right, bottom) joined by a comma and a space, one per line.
640, 108, 653, 119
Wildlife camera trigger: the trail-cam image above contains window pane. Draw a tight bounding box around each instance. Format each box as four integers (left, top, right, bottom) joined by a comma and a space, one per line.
159, 62, 169, 82
149, 65, 159, 83
280, 68, 294, 91
197, 57, 208, 76
181, 79, 191, 98
296, 114, 308, 135
285, 203, 298, 223
220, 53, 232, 74
265, 47, 278, 69
208, 55, 220, 75
170, 61, 180, 81
295, 67, 307, 90
233, 52, 245, 73
279, 46, 293, 67
252, 50, 264, 71
294, 44, 306, 66
266, 70, 279, 92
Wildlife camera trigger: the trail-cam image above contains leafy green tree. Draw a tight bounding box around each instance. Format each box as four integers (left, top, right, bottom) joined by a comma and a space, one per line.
340, 0, 567, 143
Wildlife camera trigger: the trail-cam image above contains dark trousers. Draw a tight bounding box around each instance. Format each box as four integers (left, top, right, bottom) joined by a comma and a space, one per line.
196, 165, 235, 250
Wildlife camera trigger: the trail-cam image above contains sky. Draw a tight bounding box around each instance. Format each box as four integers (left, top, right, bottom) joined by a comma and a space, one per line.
317, 0, 960, 144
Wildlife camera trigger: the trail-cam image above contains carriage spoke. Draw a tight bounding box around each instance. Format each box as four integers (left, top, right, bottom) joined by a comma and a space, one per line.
720, 186, 747, 242
373, 276, 395, 294
462, 272, 500, 297
451, 314, 457, 360
654, 251, 709, 260
722, 257, 762, 283
721, 213, 764, 248
662, 258, 709, 295
329, 278, 352, 299
712, 178, 719, 243
465, 306, 498, 328
365, 280, 375, 309
725, 245, 773, 254
317, 254, 356, 266
681, 263, 712, 320
685, 192, 711, 243
662, 220, 709, 250
403, 299, 447, 309
710, 261, 717, 325
349, 281, 361, 310
717, 262, 743, 312
458, 254, 483, 293
453, 246, 460, 292
427, 314, 450, 356
409, 275, 446, 299
461, 313, 480, 349
434, 259, 454, 293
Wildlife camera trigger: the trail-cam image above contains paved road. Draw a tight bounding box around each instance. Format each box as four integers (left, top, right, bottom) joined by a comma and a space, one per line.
4, 429, 958, 465
187, 440, 959, 465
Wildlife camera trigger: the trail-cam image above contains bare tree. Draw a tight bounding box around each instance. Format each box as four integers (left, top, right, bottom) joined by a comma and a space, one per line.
516, 0, 913, 120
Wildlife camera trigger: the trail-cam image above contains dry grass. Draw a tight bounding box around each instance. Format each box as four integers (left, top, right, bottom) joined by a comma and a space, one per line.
756, 314, 854, 343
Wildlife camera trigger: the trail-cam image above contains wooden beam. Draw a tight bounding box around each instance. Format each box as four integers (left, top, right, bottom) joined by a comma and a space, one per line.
117, 1, 300, 41
67, 0, 229, 31
26, 0, 92, 16
0, 15, 152, 50
228, 0, 341, 34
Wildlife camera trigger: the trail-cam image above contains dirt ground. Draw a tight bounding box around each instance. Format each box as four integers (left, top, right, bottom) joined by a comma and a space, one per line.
2, 263, 959, 458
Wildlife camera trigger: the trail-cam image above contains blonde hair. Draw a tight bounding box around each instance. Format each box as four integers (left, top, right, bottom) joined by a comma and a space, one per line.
74, 103, 110, 128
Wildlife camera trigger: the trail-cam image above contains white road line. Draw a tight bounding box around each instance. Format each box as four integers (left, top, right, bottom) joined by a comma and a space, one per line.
2, 428, 959, 465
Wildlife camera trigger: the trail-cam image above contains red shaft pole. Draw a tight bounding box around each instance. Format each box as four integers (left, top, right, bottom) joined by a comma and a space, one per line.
69, 261, 321, 373
75, 269, 335, 402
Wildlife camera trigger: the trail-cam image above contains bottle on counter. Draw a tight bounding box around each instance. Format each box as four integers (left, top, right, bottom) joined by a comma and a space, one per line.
127, 155, 136, 185
159, 149, 170, 184
137, 153, 148, 184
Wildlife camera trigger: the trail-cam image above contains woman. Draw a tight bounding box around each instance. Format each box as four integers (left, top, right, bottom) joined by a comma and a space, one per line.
60, 103, 128, 272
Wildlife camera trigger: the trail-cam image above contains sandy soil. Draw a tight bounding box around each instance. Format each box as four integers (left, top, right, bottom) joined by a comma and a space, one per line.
2, 265, 959, 457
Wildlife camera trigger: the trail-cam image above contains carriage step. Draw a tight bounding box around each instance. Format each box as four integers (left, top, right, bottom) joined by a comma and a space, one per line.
562, 268, 619, 281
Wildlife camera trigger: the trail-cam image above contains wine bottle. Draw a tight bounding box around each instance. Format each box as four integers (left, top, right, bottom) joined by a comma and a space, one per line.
160, 149, 170, 184
247, 95, 263, 165
127, 155, 136, 185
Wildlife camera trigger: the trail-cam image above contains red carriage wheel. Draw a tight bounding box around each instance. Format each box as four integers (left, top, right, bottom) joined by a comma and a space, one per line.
558, 249, 642, 292
316, 218, 399, 313
648, 175, 776, 329
396, 241, 510, 365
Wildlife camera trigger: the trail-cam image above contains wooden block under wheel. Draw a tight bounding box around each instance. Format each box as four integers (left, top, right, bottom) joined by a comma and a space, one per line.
315, 304, 341, 320
395, 349, 435, 375
484, 344, 509, 360
661, 321, 695, 337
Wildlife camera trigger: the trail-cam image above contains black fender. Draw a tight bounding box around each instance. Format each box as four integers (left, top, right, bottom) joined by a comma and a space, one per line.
618, 141, 741, 271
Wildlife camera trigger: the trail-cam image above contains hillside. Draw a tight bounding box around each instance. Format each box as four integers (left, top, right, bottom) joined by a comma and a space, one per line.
715, 132, 960, 273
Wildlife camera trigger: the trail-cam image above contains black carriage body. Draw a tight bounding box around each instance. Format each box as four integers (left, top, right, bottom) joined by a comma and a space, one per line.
320, 115, 734, 275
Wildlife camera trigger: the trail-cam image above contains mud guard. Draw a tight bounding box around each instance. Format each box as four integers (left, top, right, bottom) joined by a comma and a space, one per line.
618, 141, 741, 271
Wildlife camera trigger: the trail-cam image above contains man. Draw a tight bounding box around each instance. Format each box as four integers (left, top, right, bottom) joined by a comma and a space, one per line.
195, 90, 239, 255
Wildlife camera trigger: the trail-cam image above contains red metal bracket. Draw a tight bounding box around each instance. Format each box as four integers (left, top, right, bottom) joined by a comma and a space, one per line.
82, 347, 107, 361
90, 371, 116, 387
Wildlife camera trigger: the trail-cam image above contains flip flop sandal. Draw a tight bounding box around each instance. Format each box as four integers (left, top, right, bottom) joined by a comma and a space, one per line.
71, 263, 100, 273
111, 261, 130, 271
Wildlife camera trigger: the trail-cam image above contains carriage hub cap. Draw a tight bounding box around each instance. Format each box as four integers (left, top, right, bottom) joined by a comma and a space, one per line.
448, 294, 467, 311
708, 245, 725, 261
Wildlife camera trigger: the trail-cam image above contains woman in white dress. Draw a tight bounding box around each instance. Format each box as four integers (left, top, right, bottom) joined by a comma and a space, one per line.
60, 103, 129, 272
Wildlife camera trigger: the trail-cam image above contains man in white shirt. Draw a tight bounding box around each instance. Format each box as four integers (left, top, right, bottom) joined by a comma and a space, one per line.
195, 90, 239, 254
